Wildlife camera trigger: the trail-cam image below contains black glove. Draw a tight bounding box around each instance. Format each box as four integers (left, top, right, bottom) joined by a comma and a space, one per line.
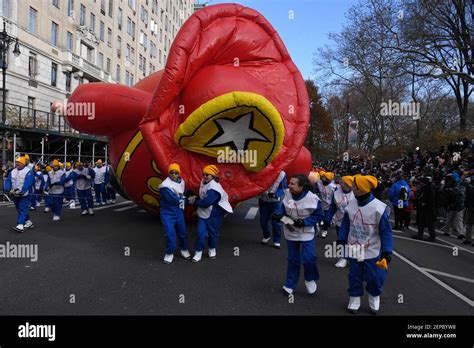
336, 240, 346, 246
271, 213, 283, 221
381, 252, 392, 264
293, 219, 305, 228
267, 192, 276, 199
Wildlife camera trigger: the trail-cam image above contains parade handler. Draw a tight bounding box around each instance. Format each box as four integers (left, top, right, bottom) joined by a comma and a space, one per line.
4, 156, 35, 232
45, 160, 67, 221
274, 174, 325, 296
159, 163, 191, 264
338, 175, 393, 314
71, 161, 96, 216
259, 170, 287, 248
189, 165, 233, 263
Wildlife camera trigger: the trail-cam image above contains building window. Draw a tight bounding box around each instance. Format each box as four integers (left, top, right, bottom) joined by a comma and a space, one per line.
115, 64, 120, 82
29, 7, 38, 34
99, 21, 105, 41
66, 31, 73, 50
100, 0, 106, 14
52, 0, 59, 8
80, 4, 85, 26
108, 0, 113, 17
127, 17, 135, 39
67, 0, 74, 17
106, 58, 111, 73
117, 7, 123, 30
140, 5, 148, 24
107, 28, 112, 47
159, 29, 162, 43
130, 73, 134, 85
3, 0, 10, 17
27, 97, 35, 117
98, 52, 104, 69
125, 70, 130, 86
128, 0, 135, 11
152, 0, 157, 14
159, 49, 161, 64
51, 62, 58, 87
89, 13, 95, 32
51, 21, 59, 46
117, 36, 121, 58
28, 53, 38, 79
65, 72, 72, 92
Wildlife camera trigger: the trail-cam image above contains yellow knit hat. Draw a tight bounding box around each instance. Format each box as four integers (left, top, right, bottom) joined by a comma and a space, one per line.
96, 159, 103, 165
16, 156, 26, 165
342, 175, 354, 187
52, 159, 60, 167
353, 175, 378, 194
59, 162, 64, 169
66, 162, 72, 168
24, 154, 30, 161
46, 165, 52, 172
203, 165, 219, 176
168, 163, 180, 174
76, 161, 82, 166
321, 171, 335, 181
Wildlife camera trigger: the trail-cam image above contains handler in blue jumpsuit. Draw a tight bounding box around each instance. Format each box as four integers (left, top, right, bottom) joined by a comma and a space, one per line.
338, 174, 393, 314
30, 165, 45, 210
259, 170, 287, 249
70, 161, 96, 216
45, 159, 67, 221
274, 174, 325, 296
4, 156, 35, 232
159, 163, 191, 264
189, 165, 233, 263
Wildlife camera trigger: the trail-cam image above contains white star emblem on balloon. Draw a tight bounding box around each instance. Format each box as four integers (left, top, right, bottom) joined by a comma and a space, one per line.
205, 112, 269, 151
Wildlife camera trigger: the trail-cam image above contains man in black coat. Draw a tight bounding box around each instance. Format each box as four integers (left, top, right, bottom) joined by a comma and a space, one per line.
412, 177, 437, 241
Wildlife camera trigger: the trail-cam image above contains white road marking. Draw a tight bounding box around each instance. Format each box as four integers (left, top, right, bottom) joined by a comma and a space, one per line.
137, 209, 146, 213
114, 204, 138, 212
420, 268, 474, 284
245, 207, 259, 220
393, 235, 453, 250
393, 250, 474, 307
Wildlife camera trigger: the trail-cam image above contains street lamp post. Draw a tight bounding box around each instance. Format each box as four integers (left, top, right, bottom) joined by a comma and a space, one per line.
0, 19, 21, 169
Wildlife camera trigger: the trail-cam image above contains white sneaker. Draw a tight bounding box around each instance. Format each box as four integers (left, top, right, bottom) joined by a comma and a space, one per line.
53, 215, 61, 221
208, 248, 216, 259
13, 224, 24, 232
305, 280, 317, 295
261, 237, 271, 244
192, 251, 202, 263
347, 296, 361, 313
163, 254, 174, 264
106, 200, 111, 204
101, 202, 106, 206
69, 201, 76, 209
81, 210, 88, 216
368, 295, 380, 313
282, 286, 293, 295
24, 220, 34, 229
88, 208, 95, 215
180, 249, 191, 259
44, 207, 50, 213
320, 230, 328, 238
273, 242, 281, 249
111, 200, 116, 204
29, 206, 36, 210
335, 258, 348, 268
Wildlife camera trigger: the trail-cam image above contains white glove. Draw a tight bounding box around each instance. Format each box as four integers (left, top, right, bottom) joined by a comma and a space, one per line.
280, 215, 295, 225
86, 175, 91, 180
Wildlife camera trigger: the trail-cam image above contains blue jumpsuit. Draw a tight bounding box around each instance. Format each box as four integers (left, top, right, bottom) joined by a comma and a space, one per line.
338, 194, 393, 297
259, 173, 287, 244
195, 190, 227, 252
5, 169, 35, 225
159, 183, 188, 254
71, 169, 95, 210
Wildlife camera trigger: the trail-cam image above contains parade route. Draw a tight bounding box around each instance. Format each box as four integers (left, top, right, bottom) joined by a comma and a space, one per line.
0, 197, 472, 316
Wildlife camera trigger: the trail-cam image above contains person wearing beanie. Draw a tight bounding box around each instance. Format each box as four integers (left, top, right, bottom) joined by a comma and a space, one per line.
63, 162, 77, 209
259, 170, 287, 249
313, 171, 337, 238
43, 165, 52, 213
70, 161, 96, 216
388, 172, 411, 231
338, 174, 393, 314
93, 159, 107, 205
273, 174, 325, 296
159, 163, 191, 264
327, 175, 355, 268
189, 165, 233, 262
45, 159, 67, 221
4, 157, 35, 232
29, 164, 45, 211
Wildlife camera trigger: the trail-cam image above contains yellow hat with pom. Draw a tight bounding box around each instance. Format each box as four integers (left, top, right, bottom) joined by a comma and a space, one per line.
46, 165, 52, 172
66, 162, 72, 168
16, 156, 26, 165
168, 163, 180, 174
203, 165, 219, 176
96, 159, 103, 165
353, 175, 378, 194
321, 171, 335, 181
52, 159, 60, 167
342, 175, 354, 187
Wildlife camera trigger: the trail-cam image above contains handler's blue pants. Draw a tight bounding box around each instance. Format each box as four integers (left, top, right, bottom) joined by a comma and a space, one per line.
348, 258, 388, 297
285, 238, 319, 290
